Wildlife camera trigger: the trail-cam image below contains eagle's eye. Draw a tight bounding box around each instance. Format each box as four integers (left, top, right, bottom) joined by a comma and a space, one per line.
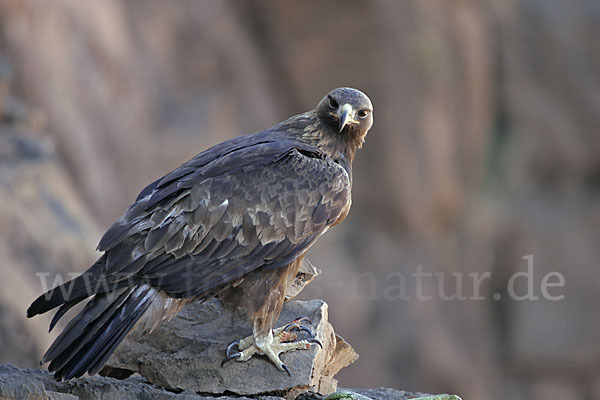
357, 109, 370, 119
328, 96, 339, 110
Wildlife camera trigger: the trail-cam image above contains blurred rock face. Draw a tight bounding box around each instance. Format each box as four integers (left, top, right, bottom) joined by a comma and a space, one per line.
0, 1, 598, 399
0, 49, 100, 368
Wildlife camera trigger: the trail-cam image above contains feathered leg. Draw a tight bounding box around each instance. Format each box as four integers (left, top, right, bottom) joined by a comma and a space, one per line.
221, 257, 321, 374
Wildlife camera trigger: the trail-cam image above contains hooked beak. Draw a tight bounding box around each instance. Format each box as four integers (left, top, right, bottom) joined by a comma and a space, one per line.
337, 103, 354, 132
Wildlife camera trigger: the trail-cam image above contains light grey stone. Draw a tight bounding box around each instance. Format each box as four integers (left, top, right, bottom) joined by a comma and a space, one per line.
0, 364, 250, 400
104, 299, 357, 396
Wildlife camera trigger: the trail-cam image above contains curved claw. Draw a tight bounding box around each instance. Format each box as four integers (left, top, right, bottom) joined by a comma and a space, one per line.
281, 363, 291, 376
307, 337, 323, 349
283, 316, 313, 333
221, 352, 241, 367
297, 326, 314, 337
283, 322, 298, 332
284, 323, 313, 335
283, 317, 312, 332
225, 340, 240, 358
294, 315, 311, 323
292, 316, 312, 326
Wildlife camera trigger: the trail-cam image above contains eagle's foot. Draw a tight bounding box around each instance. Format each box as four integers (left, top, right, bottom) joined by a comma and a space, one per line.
221, 316, 322, 375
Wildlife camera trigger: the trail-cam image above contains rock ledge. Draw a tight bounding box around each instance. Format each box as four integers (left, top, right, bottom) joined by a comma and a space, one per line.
0, 364, 459, 400
103, 299, 355, 396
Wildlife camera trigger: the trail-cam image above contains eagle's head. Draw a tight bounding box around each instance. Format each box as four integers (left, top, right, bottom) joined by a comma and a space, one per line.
316, 87, 373, 146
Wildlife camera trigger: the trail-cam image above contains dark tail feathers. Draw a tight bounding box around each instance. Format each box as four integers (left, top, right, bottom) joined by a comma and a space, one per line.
42, 284, 158, 380
27, 254, 139, 333
27, 254, 108, 320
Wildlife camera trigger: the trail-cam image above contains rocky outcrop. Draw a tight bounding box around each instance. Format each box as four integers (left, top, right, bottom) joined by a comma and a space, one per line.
0, 364, 262, 400
0, 258, 459, 400
0, 364, 457, 400
0, 296, 458, 399
103, 299, 355, 396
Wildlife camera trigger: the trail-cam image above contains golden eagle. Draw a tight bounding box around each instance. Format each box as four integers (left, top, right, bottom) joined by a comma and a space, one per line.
27, 87, 373, 380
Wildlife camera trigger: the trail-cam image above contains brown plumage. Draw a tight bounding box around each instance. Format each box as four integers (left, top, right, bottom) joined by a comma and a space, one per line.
27, 87, 373, 380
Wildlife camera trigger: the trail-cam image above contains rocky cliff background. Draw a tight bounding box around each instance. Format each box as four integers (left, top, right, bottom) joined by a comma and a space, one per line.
0, 1, 598, 399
